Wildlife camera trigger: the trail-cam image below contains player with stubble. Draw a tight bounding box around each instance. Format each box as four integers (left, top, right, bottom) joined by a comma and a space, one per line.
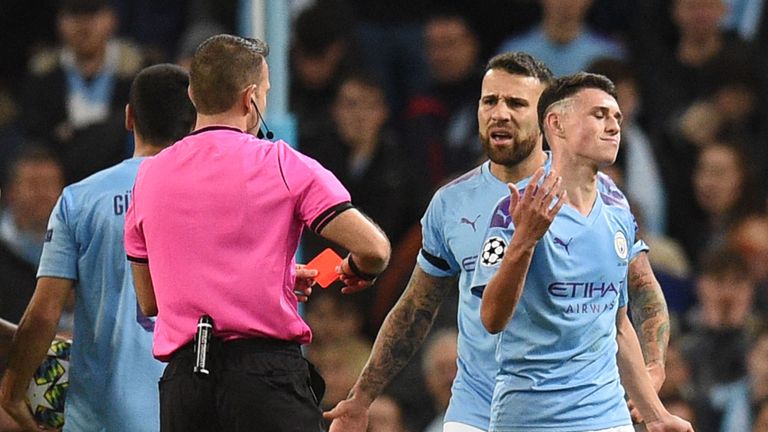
326, 53, 670, 432
473, 72, 692, 432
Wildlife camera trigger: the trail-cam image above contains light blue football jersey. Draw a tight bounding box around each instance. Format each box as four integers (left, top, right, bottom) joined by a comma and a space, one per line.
417, 158, 550, 429
38, 158, 163, 432
471, 177, 648, 432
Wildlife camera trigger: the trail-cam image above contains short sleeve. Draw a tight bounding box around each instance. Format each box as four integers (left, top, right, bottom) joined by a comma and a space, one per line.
416, 192, 459, 278
124, 175, 147, 263
37, 193, 78, 280
629, 215, 649, 260
277, 141, 352, 233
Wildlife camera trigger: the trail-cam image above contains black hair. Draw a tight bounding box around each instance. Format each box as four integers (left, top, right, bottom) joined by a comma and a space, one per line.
129, 63, 196, 145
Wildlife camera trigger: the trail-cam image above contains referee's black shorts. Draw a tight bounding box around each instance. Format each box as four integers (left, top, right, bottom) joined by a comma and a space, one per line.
159, 337, 325, 432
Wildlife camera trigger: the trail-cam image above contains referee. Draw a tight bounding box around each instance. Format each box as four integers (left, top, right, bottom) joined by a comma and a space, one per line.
124, 35, 390, 432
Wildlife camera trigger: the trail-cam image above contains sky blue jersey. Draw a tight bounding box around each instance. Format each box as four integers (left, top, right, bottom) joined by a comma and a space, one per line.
38, 158, 163, 432
471, 177, 648, 432
417, 158, 550, 429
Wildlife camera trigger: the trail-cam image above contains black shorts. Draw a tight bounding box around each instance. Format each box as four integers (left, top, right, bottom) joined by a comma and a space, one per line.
159, 338, 325, 432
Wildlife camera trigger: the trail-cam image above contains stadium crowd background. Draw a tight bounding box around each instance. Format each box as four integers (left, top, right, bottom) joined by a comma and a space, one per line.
1, 0, 768, 431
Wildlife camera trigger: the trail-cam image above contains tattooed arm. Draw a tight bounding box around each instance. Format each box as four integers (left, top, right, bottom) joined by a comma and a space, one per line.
324, 266, 455, 432
626, 252, 670, 422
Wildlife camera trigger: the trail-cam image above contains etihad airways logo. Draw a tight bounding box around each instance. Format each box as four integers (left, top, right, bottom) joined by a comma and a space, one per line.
547, 281, 623, 298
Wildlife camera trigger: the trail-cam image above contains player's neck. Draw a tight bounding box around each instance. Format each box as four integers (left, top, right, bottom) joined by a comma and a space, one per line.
133, 138, 172, 157
554, 157, 597, 217
490, 149, 548, 184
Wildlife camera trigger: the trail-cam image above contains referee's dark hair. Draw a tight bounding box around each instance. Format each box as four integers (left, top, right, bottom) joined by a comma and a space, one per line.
129, 63, 196, 146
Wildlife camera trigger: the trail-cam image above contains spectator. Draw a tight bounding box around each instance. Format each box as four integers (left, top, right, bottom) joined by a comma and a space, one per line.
349, 0, 430, 116
402, 9, 484, 188
0, 146, 64, 324
676, 142, 764, 263
682, 247, 759, 432
22, 0, 145, 184
728, 213, 768, 316
496, 0, 624, 76
719, 329, 768, 432
660, 60, 766, 214
289, 2, 357, 150
302, 72, 424, 337
632, 0, 757, 135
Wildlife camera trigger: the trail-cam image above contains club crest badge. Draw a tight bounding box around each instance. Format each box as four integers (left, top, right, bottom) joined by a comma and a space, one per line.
614, 231, 628, 260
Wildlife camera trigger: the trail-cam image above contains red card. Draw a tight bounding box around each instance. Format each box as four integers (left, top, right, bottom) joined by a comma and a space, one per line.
306, 248, 343, 288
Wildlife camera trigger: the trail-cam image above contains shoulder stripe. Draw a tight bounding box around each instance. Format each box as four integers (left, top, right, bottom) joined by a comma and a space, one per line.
310, 202, 353, 233
127, 255, 148, 264
420, 249, 451, 271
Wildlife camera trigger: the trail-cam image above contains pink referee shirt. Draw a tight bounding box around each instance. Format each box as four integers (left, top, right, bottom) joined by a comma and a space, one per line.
125, 126, 351, 361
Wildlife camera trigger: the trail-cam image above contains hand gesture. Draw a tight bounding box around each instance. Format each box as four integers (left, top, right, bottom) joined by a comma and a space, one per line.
324, 397, 369, 432
507, 168, 566, 247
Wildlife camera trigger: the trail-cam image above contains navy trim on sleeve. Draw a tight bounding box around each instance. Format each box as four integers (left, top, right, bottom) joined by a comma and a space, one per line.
420, 249, 451, 271
127, 255, 149, 264
310, 202, 353, 233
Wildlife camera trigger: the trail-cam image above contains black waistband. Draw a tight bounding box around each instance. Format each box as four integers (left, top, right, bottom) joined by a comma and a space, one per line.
173, 337, 301, 358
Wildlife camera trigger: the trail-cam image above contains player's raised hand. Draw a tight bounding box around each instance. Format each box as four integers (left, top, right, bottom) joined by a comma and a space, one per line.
507, 168, 566, 247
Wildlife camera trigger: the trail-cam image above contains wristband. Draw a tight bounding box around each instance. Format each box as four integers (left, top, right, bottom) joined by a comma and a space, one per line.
346, 255, 378, 281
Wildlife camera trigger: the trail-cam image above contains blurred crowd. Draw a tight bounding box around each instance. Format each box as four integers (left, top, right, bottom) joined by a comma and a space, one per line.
1, 0, 768, 431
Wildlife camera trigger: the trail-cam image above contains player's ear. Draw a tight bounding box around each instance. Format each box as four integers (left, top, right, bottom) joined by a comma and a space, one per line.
125, 104, 134, 132
545, 111, 565, 139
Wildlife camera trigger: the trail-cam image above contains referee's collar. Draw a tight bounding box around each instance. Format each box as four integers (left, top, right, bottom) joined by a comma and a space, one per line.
189, 125, 244, 136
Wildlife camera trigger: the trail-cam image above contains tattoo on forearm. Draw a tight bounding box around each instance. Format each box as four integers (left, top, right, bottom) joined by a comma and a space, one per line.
628, 260, 670, 366
356, 271, 452, 399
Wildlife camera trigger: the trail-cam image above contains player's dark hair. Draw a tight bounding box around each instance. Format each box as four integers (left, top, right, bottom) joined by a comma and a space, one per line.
190, 34, 269, 114
129, 64, 196, 146
537, 72, 617, 132
485, 52, 553, 84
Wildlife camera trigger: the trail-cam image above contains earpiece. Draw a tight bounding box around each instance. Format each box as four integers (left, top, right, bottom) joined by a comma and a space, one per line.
251, 100, 274, 140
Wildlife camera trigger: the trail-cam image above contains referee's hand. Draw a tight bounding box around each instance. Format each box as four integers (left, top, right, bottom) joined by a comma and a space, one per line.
336, 256, 376, 294
294, 265, 318, 302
